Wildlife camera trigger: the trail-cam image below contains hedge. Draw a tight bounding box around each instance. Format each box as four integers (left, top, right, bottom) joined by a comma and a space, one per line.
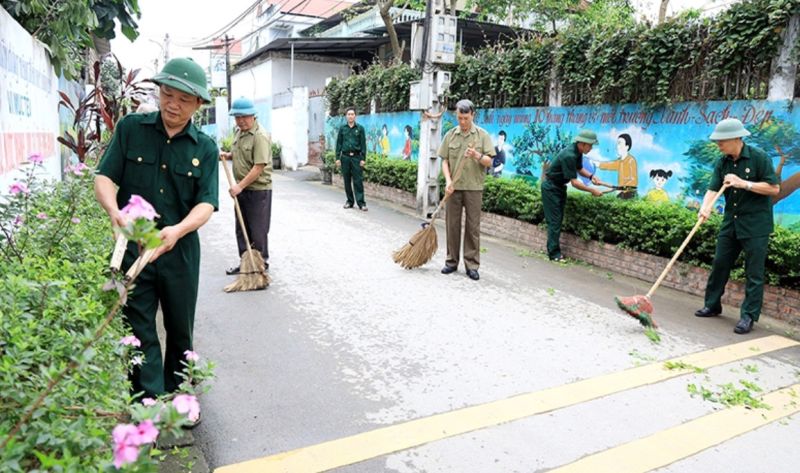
327, 154, 800, 288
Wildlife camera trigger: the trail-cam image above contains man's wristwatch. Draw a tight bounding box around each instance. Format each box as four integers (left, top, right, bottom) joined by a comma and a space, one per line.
746, 181, 753, 191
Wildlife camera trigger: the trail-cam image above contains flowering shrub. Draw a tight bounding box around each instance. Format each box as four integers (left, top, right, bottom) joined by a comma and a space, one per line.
0, 156, 214, 470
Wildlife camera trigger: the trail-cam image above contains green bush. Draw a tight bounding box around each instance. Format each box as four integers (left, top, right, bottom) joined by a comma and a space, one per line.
354, 162, 800, 288
0, 163, 131, 470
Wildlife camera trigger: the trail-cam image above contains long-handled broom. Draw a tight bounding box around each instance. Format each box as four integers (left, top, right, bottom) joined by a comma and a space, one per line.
393, 147, 470, 269
220, 157, 271, 292
615, 184, 730, 327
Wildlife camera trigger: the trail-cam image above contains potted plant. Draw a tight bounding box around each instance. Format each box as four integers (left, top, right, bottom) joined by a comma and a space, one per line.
271, 141, 282, 170
321, 150, 336, 185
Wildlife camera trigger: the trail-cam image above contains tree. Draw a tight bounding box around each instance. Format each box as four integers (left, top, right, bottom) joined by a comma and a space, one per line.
658, 0, 669, 24
0, 0, 141, 79
511, 123, 573, 181
469, 0, 584, 33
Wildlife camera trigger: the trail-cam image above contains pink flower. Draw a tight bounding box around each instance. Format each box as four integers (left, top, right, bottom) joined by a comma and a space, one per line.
67, 162, 88, 176
141, 397, 157, 407
8, 182, 29, 195
13, 215, 24, 226
112, 424, 141, 469
28, 153, 44, 165
135, 419, 159, 444
120, 335, 141, 347
172, 394, 200, 422
36, 212, 47, 220
184, 350, 199, 362
71, 217, 81, 224
120, 195, 159, 222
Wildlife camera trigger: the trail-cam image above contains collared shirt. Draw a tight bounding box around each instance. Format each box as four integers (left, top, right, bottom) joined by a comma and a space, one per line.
708, 143, 778, 238
599, 154, 638, 188
438, 124, 495, 191
232, 121, 272, 190
546, 143, 584, 187
335, 122, 366, 158
97, 111, 219, 228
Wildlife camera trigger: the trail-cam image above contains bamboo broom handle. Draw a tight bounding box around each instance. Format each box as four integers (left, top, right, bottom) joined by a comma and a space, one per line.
645, 184, 730, 298
221, 157, 263, 272
429, 144, 474, 223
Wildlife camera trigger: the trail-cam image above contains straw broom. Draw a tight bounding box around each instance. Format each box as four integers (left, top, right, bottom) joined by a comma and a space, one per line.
220, 157, 271, 292
393, 145, 471, 269
614, 184, 730, 328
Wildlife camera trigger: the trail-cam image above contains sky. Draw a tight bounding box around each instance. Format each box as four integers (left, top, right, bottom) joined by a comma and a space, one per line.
110, 0, 258, 79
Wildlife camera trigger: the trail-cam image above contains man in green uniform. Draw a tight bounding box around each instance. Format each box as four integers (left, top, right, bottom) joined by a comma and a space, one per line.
335, 107, 368, 211
95, 58, 219, 399
221, 97, 273, 275
438, 99, 495, 281
694, 118, 779, 334
541, 130, 603, 261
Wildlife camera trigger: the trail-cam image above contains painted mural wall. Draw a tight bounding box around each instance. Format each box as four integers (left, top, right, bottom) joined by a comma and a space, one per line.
327, 100, 800, 230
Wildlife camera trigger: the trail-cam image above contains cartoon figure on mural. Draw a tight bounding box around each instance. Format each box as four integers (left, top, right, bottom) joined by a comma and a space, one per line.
644, 169, 673, 203
774, 145, 800, 205
380, 124, 390, 157
598, 133, 638, 199
402, 125, 413, 160
489, 130, 507, 177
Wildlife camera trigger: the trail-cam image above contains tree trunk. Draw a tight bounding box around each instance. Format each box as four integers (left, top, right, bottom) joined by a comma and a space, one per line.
658, 0, 669, 24
378, 0, 403, 62
450, 0, 457, 15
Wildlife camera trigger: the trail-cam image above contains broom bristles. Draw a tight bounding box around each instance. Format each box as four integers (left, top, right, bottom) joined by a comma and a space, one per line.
614, 295, 657, 328
224, 249, 270, 292
393, 225, 438, 269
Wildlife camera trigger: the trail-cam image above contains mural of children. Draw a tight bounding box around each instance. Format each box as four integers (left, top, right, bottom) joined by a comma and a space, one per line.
644, 169, 673, 203
380, 124, 390, 157
489, 130, 507, 177
598, 133, 638, 199
402, 125, 413, 160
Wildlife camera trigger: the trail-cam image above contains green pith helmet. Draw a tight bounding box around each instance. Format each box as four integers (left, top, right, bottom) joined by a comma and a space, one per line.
573, 129, 599, 145
229, 97, 257, 116
709, 118, 750, 140
150, 58, 211, 103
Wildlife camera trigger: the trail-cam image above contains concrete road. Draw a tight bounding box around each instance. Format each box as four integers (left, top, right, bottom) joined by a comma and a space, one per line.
193, 168, 800, 472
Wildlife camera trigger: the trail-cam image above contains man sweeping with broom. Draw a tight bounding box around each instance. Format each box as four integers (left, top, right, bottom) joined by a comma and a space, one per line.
694, 118, 780, 334
221, 97, 273, 276
439, 99, 495, 281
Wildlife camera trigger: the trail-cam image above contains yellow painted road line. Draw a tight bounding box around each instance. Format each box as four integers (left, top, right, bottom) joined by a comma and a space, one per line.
216, 336, 798, 473
551, 383, 800, 473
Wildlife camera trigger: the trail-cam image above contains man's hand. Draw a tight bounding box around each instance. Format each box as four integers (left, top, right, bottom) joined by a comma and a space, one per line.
219, 151, 232, 161
591, 188, 603, 197
149, 225, 182, 262
465, 147, 482, 161
229, 183, 243, 197
724, 173, 744, 188
591, 175, 600, 185
697, 206, 711, 222
360, 160, 365, 168
335, 159, 341, 168
445, 180, 455, 196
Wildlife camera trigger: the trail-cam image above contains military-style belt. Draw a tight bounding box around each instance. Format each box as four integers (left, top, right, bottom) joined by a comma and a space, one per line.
346, 151, 362, 157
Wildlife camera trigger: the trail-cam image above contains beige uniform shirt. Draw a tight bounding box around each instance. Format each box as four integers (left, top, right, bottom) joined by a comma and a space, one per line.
232, 121, 272, 190
438, 124, 495, 191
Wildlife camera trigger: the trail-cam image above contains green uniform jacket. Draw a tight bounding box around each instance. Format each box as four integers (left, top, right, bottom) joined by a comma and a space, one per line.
546, 143, 583, 186
708, 144, 778, 238
437, 124, 495, 191
97, 112, 220, 226
232, 121, 273, 190
336, 123, 367, 159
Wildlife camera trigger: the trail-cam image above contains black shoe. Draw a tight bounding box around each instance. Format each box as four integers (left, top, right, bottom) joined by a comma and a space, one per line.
225, 266, 240, 275
550, 256, 565, 262
264, 261, 269, 270
441, 265, 457, 274
734, 318, 754, 334
466, 269, 480, 281
694, 307, 721, 318
359, 206, 368, 212
343, 202, 354, 209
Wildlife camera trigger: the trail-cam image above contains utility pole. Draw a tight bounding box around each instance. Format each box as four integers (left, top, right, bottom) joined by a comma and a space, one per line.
224, 35, 232, 109
410, 0, 456, 217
